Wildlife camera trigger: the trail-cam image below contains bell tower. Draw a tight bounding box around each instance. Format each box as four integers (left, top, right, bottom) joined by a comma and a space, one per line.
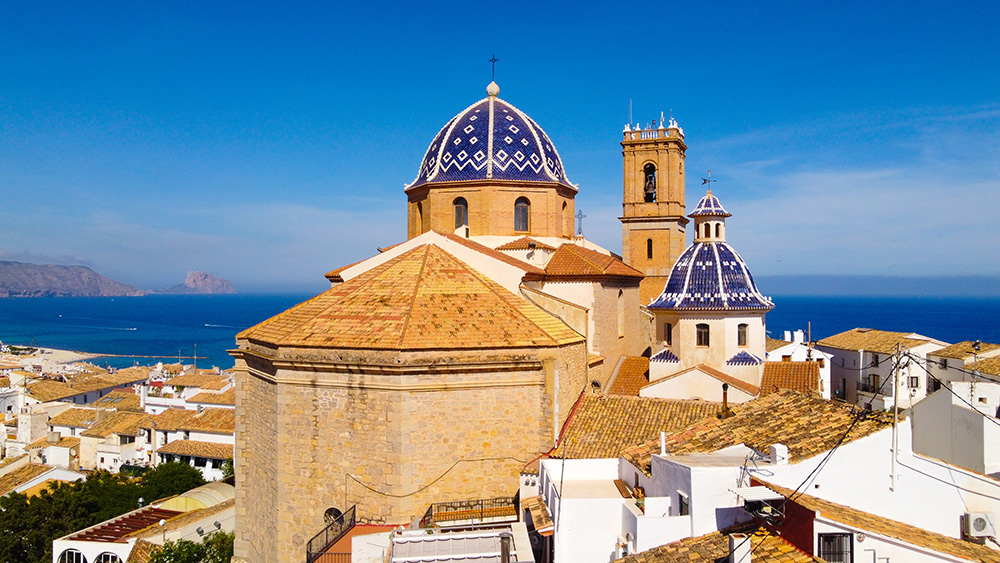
620, 114, 688, 304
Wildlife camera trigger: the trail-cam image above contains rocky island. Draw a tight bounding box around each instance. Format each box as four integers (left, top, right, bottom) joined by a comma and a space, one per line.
0, 261, 146, 297
156, 270, 237, 294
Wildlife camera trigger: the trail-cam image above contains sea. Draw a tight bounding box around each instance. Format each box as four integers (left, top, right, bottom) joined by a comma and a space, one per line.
0, 294, 998, 370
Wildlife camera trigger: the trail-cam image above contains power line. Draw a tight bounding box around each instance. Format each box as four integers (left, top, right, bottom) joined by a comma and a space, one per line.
906, 352, 1000, 430
347, 456, 528, 499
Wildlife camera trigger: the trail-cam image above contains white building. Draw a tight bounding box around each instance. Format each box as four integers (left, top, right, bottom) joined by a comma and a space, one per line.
912, 380, 1000, 477
927, 341, 1000, 392
816, 328, 947, 409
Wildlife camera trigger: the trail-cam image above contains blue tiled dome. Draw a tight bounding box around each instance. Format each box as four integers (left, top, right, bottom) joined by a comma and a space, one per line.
408, 83, 574, 190
649, 242, 773, 311
689, 190, 731, 217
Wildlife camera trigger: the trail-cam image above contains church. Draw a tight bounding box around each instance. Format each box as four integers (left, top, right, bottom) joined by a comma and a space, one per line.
230, 81, 771, 563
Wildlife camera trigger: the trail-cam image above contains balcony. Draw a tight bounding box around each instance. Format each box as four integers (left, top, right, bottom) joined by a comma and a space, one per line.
306, 505, 355, 563
857, 379, 893, 397
419, 495, 520, 529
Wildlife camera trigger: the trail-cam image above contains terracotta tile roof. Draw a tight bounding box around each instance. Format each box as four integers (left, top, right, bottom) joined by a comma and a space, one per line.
26, 435, 79, 450
0, 376, 9, 387
968, 357, 1000, 377
623, 390, 894, 476
932, 341, 1000, 360
25, 368, 147, 402
188, 388, 236, 406
607, 356, 649, 396
166, 373, 228, 390
132, 498, 235, 540
817, 328, 928, 354
552, 394, 720, 460
239, 244, 582, 350
0, 454, 27, 470
762, 482, 1000, 563
766, 338, 793, 353
49, 407, 99, 428
0, 463, 51, 495
615, 526, 816, 562
144, 408, 235, 434
494, 236, 556, 251
69, 505, 183, 542
93, 389, 143, 411
645, 364, 759, 397
81, 411, 151, 438
325, 256, 374, 283
436, 231, 545, 277
589, 354, 605, 367
157, 439, 233, 459
128, 539, 158, 563
544, 243, 643, 279
760, 362, 820, 396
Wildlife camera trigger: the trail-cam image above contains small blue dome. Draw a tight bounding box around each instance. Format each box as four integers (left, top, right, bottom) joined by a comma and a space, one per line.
649, 242, 773, 311
689, 191, 731, 218
408, 85, 574, 190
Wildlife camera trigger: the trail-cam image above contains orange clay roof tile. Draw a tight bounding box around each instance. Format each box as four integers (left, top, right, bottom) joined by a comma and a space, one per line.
614, 526, 816, 563
544, 243, 643, 279
623, 389, 894, 476
239, 244, 582, 350
494, 236, 557, 251
607, 356, 649, 396
760, 362, 820, 396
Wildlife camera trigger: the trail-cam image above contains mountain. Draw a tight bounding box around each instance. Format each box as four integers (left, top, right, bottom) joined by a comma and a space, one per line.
0, 261, 147, 297
156, 271, 237, 295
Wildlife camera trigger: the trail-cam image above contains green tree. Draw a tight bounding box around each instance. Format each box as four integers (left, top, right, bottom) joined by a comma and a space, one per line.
147, 531, 234, 563
221, 457, 235, 479
141, 461, 206, 502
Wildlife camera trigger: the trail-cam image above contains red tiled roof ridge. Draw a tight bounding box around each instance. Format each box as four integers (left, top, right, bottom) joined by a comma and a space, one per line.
495, 236, 557, 252
647, 363, 759, 396
435, 231, 545, 275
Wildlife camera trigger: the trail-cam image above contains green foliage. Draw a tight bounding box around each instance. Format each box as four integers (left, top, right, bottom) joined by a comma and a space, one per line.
221, 457, 235, 479
0, 463, 208, 563
147, 531, 234, 563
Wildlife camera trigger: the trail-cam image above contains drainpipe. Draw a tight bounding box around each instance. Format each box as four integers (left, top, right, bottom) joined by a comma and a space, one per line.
500, 531, 513, 563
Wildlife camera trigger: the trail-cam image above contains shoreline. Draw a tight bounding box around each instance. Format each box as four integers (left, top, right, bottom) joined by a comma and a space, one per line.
5, 346, 100, 365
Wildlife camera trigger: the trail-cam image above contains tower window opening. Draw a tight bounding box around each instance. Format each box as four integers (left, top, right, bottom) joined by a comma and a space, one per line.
665, 322, 672, 346
715, 223, 721, 238
738, 323, 748, 347
647, 239, 653, 260
696, 323, 710, 347
515, 197, 530, 232
703, 223, 711, 238
617, 289, 625, 337
643, 163, 657, 202
453, 197, 468, 228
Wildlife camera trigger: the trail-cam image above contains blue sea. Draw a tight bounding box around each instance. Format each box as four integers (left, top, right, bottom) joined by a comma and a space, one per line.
0, 294, 997, 370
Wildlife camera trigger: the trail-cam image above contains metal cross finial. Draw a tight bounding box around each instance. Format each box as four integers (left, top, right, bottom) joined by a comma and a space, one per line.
489, 54, 499, 80
701, 170, 716, 188
575, 209, 587, 236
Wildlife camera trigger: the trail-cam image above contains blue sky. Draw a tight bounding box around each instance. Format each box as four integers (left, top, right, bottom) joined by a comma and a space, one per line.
1, 1, 998, 293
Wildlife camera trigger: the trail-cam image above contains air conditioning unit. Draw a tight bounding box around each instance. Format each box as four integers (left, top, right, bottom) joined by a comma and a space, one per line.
965, 513, 996, 538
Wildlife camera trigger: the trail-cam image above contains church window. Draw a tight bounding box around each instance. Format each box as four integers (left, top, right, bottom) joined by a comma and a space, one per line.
643, 163, 656, 202
562, 201, 570, 237
715, 223, 721, 238
703, 223, 711, 238
665, 323, 672, 346
646, 239, 653, 260
738, 324, 748, 347
696, 324, 710, 347
515, 197, 530, 232
416, 202, 424, 231
453, 197, 468, 228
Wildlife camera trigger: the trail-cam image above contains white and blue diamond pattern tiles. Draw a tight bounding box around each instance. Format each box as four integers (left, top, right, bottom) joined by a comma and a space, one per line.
649, 190, 773, 312
407, 83, 574, 190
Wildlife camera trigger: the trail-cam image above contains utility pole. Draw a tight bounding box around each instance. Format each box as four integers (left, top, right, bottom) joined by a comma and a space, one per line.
891, 343, 900, 491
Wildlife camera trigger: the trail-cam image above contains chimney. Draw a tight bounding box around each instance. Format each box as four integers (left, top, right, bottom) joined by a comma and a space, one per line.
660, 431, 666, 455
47, 431, 60, 443
720, 383, 732, 419
499, 531, 513, 563
783, 330, 791, 342
729, 533, 751, 562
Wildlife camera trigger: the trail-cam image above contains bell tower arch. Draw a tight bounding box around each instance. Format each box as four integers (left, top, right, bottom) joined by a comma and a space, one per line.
620, 114, 689, 304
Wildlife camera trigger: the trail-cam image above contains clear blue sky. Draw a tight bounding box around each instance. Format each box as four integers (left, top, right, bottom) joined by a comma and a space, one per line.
1, 1, 998, 293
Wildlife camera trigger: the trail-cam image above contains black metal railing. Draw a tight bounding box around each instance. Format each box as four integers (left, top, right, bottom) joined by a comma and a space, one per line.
419, 495, 519, 529
306, 505, 356, 563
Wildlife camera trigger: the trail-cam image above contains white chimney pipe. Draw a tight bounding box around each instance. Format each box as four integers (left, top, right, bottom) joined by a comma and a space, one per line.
729, 533, 751, 562
660, 431, 666, 455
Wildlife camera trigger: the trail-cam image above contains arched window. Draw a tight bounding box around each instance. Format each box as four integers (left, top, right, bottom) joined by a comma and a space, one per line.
416, 202, 424, 231
646, 239, 653, 260
738, 323, 748, 347
324, 507, 344, 524
696, 323, 710, 347
453, 197, 468, 228
562, 201, 569, 237
665, 322, 673, 346
715, 223, 721, 238
643, 163, 657, 202
58, 550, 87, 563
515, 197, 530, 232
96, 553, 122, 563
703, 223, 711, 238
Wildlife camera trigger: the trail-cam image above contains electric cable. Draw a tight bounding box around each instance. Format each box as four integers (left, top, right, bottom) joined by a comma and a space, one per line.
347, 456, 529, 499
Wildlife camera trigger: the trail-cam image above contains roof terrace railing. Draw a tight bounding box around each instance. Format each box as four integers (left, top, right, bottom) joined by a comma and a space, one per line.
419, 494, 519, 529
306, 505, 355, 563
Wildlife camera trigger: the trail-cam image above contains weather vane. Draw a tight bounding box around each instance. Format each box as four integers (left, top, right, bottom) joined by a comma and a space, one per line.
489, 54, 499, 80
701, 170, 716, 188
